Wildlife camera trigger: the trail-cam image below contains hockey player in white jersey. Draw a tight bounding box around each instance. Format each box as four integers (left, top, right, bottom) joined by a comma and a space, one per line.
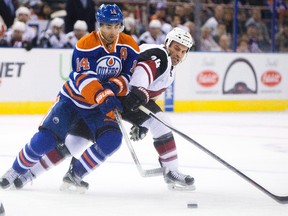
5, 27, 195, 191
119, 27, 195, 189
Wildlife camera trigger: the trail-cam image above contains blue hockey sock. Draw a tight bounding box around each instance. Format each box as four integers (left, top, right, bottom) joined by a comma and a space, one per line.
73, 129, 122, 178
13, 129, 58, 174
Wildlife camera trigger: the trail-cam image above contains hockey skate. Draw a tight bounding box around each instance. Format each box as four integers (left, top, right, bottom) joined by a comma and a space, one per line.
60, 167, 89, 194
164, 169, 196, 191
0, 168, 20, 189
13, 170, 35, 189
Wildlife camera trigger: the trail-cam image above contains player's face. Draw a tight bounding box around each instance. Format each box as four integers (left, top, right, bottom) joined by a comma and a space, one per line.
100, 23, 122, 44
168, 41, 188, 66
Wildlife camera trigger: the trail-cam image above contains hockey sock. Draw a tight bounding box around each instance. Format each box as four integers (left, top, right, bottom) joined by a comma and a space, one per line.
12, 129, 58, 174
153, 132, 178, 171
72, 128, 122, 178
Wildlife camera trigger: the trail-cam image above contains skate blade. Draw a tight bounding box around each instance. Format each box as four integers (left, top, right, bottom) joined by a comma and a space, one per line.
168, 183, 196, 191
60, 182, 87, 194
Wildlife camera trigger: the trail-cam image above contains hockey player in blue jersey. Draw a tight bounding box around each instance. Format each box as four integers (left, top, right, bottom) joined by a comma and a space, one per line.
2, 27, 195, 192
0, 4, 140, 190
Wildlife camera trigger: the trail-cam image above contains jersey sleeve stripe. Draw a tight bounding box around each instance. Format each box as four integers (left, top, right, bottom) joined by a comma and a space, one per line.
64, 82, 88, 103
137, 61, 155, 85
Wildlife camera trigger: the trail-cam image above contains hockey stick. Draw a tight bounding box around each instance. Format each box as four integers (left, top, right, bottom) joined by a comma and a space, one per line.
139, 105, 288, 204
114, 109, 165, 177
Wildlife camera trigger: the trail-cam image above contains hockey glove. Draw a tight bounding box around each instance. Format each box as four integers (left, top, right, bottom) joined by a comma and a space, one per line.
123, 86, 149, 111
129, 125, 148, 141
95, 88, 123, 114
102, 82, 119, 95
102, 77, 127, 96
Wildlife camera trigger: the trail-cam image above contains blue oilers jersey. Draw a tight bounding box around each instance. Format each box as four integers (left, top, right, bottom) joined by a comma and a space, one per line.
60, 31, 139, 109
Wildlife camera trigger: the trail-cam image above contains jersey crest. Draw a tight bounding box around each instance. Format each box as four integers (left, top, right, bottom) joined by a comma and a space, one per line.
95, 55, 122, 81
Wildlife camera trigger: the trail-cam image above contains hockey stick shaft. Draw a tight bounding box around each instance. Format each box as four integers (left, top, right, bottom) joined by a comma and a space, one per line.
139, 105, 288, 204
114, 109, 165, 177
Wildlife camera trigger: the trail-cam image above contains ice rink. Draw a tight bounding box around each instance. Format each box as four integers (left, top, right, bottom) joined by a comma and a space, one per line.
1, 112, 288, 216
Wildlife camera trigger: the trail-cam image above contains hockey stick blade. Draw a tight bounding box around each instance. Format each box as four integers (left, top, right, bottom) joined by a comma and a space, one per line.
114, 110, 165, 177
139, 105, 288, 204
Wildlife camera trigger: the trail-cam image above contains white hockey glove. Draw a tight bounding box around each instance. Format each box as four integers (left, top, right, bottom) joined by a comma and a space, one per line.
129, 125, 148, 141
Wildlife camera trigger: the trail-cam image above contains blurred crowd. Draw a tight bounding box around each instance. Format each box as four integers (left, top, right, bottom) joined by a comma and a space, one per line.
0, 0, 287, 52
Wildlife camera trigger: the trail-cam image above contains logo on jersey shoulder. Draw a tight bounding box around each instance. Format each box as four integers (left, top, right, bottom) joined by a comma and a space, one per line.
96, 56, 122, 81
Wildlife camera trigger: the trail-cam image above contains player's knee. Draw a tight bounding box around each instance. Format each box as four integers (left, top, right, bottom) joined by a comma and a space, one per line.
96, 128, 122, 156
30, 129, 58, 156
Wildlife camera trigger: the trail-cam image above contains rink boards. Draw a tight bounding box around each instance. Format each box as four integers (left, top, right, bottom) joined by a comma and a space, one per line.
0, 49, 288, 114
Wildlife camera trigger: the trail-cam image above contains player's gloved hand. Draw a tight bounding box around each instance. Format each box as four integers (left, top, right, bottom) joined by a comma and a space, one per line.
130, 125, 148, 141
123, 86, 149, 111
95, 88, 123, 114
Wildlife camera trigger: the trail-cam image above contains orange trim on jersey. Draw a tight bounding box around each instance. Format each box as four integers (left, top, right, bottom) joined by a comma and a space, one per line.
118, 33, 140, 52
75, 74, 88, 87
76, 31, 140, 53
19, 150, 34, 167
106, 110, 116, 119
76, 31, 101, 50
64, 82, 89, 103
83, 152, 97, 168
81, 80, 104, 104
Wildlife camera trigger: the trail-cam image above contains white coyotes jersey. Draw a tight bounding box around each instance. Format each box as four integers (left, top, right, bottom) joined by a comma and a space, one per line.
129, 44, 175, 99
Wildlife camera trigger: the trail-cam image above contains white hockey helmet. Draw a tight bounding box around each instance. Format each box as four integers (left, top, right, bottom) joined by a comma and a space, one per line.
165, 27, 194, 51
74, 20, 88, 31
16, 6, 31, 17
51, 17, 64, 28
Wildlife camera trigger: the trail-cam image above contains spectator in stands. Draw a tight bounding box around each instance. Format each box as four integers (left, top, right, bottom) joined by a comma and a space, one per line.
0, 0, 19, 28
246, 24, 262, 52
237, 36, 250, 52
213, 22, 228, 43
138, 19, 165, 45
150, 2, 172, 34
0, 18, 7, 40
0, 21, 26, 48
203, 4, 224, 37
200, 25, 220, 51
170, 15, 189, 32
183, 2, 194, 22
38, 17, 68, 48
66, 20, 88, 48
276, 24, 288, 52
237, 9, 247, 37
36, 2, 53, 20
123, 16, 138, 42
217, 34, 232, 51
184, 21, 196, 41
15, 6, 37, 46
173, 5, 187, 25
275, 0, 288, 29
245, 8, 270, 51
222, 8, 233, 35
65, 0, 96, 33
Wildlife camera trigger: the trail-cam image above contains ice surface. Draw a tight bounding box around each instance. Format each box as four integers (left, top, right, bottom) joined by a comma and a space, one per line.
1, 112, 288, 215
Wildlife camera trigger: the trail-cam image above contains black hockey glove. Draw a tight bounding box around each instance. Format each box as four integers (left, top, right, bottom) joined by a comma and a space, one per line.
123, 86, 149, 111
129, 125, 148, 141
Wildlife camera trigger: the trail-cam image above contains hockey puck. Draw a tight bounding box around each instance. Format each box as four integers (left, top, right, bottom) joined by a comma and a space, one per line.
187, 203, 198, 208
